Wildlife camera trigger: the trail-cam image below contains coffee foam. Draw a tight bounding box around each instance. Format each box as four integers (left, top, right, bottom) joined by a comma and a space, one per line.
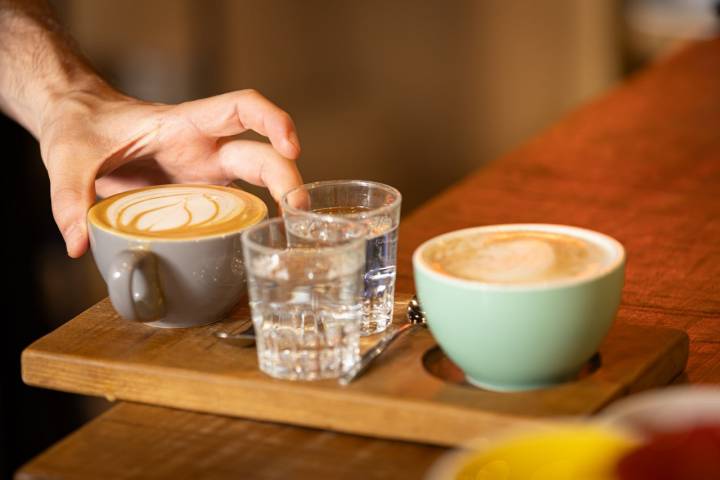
89, 185, 266, 240
422, 230, 610, 284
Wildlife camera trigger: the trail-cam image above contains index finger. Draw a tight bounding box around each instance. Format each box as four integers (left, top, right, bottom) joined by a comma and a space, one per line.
176, 89, 301, 159
217, 139, 303, 203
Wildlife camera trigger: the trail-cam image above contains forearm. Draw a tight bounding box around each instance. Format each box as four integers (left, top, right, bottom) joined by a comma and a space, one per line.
0, 0, 109, 137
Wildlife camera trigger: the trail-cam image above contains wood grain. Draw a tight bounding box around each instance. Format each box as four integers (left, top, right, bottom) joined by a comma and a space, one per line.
16, 403, 447, 480
20, 295, 688, 446
17, 39, 720, 479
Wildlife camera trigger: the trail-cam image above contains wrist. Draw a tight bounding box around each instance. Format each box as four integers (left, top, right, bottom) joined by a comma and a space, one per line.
0, 1, 122, 138
38, 78, 128, 139
37, 73, 116, 131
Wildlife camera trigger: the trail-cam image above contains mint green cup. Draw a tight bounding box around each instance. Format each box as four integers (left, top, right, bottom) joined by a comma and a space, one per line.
413, 224, 625, 391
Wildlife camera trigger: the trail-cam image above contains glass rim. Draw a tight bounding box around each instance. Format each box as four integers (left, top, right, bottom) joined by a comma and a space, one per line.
281, 179, 402, 220
241, 216, 368, 256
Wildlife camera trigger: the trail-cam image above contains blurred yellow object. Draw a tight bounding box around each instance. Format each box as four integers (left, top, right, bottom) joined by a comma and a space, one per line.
453, 426, 637, 480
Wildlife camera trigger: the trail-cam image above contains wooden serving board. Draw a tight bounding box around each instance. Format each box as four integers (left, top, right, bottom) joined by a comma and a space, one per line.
22, 294, 688, 447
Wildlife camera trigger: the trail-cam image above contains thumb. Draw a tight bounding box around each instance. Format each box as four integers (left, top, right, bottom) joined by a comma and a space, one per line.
50, 175, 96, 258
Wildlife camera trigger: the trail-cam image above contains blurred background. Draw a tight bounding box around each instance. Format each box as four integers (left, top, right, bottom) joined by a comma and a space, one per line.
3, 0, 718, 476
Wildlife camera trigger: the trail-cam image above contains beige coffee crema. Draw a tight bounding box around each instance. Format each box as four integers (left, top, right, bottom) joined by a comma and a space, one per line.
423, 230, 609, 284
89, 184, 267, 239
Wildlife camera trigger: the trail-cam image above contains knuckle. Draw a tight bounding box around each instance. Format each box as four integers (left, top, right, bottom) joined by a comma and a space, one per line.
44, 147, 76, 177
50, 186, 81, 209
278, 111, 294, 126
50, 189, 81, 227
240, 88, 263, 100
46, 143, 74, 164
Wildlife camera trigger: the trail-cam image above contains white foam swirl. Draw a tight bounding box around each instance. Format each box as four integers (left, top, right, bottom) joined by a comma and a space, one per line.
424, 230, 611, 284
105, 186, 247, 234
457, 239, 556, 282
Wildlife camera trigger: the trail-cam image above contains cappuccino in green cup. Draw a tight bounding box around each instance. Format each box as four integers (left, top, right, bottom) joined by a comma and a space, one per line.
413, 224, 625, 391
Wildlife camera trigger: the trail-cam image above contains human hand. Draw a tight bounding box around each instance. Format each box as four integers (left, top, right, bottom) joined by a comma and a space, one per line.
38, 87, 302, 258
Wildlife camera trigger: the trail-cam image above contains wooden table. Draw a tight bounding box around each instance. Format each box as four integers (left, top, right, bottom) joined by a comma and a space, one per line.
17, 39, 720, 479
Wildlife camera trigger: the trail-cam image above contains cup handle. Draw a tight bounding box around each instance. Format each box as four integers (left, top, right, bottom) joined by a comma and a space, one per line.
108, 250, 165, 322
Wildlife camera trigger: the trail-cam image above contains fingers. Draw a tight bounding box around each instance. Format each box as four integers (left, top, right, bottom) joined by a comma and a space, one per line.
216, 139, 303, 203
282, 185, 311, 211
49, 169, 96, 258
177, 89, 301, 160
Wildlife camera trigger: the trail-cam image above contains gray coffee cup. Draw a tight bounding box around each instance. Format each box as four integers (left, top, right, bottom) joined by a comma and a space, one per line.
87, 185, 267, 328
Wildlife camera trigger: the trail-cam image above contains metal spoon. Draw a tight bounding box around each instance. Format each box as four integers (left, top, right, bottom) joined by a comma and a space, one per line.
338, 295, 427, 386
214, 323, 256, 348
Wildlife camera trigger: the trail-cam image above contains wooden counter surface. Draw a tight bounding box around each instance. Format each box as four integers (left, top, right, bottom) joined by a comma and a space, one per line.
17, 38, 720, 479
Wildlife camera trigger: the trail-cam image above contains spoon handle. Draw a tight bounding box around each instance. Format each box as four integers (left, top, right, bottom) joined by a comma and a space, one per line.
338, 322, 414, 386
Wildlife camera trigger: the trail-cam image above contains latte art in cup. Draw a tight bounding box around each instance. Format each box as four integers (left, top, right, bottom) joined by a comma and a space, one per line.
89, 184, 267, 240
413, 224, 625, 390
422, 230, 610, 284
87, 184, 267, 327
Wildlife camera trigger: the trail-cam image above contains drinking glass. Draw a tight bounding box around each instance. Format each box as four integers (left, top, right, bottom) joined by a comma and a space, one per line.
242, 216, 366, 380
282, 180, 402, 335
